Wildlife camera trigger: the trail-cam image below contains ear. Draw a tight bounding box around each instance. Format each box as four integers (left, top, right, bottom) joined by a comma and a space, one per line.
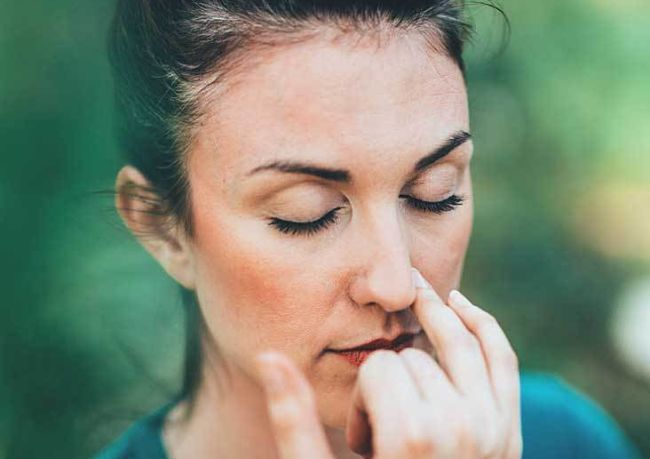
115, 165, 196, 290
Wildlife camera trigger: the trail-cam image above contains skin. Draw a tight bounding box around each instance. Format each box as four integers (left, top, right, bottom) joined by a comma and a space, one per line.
116, 28, 521, 459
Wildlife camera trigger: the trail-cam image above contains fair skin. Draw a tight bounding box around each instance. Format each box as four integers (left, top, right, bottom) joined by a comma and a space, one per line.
116, 27, 521, 459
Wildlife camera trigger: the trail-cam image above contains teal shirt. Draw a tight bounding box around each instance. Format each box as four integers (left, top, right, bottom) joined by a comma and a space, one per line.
93, 372, 644, 459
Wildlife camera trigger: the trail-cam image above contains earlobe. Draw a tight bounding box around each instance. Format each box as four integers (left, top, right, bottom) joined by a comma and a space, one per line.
147, 225, 197, 291
115, 165, 196, 290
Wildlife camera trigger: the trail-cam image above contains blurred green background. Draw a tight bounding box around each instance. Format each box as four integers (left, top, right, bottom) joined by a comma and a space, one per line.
1, 0, 649, 458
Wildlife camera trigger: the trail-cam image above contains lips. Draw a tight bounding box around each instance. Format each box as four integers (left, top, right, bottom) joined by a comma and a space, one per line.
341, 333, 416, 352
328, 333, 416, 367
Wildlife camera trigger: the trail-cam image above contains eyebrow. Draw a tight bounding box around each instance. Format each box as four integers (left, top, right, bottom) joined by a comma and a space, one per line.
246, 129, 472, 184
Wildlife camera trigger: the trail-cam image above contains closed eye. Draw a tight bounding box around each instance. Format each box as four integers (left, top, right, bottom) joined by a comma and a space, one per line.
399, 194, 465, 213
267, 194, 465, 237
268, 207, 343, 236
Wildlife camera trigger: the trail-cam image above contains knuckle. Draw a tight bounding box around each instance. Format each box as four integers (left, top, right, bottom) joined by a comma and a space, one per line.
443, 419, 466, 452
401, 427, 436, 456
445, 410, 468, 440
460, 408, 481, 441
474, 310, 499, 334
471, 414, 506, 458
477, 434, 501, 458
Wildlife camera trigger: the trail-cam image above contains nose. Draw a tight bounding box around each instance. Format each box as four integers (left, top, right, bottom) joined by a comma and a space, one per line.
347, 205, 416, 313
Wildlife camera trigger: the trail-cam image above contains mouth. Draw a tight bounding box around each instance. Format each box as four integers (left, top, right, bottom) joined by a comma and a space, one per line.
326, 332, 417, 367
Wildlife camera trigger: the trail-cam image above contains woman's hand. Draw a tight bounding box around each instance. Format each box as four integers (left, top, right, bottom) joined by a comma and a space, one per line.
256, 268, 522, 459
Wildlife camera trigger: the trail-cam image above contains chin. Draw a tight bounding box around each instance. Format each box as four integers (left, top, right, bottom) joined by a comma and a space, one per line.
316, 390, 352, 429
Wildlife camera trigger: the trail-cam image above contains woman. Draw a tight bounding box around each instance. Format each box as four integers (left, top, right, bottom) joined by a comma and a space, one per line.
95, 1, 643, 458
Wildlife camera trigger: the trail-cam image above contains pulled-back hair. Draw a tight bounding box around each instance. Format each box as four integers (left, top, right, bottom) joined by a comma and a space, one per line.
108, 0, 478, 415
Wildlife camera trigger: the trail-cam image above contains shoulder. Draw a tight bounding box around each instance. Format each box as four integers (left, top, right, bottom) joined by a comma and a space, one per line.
519, 372, 643, 459
91, 403, 172, 459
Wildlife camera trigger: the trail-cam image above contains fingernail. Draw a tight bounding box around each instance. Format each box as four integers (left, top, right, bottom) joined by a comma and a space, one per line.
256, 352, 286, 397
449, 289, 472, 307
411, 267, 431, 289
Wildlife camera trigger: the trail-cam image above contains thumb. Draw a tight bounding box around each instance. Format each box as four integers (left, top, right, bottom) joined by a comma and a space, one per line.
256, 351, 335, 459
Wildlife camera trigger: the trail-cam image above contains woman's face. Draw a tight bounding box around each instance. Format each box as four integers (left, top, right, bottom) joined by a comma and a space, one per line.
186, 31, 473, 427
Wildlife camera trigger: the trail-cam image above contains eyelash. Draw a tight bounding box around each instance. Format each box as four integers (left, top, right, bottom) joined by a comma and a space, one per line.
268, 194, 465, 237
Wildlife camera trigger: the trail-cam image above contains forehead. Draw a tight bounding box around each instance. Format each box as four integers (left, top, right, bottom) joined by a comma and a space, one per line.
190, 31, 468, 180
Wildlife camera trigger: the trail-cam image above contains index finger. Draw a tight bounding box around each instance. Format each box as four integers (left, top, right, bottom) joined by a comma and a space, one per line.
256, 351, 334, 459
409, 268, 492, 400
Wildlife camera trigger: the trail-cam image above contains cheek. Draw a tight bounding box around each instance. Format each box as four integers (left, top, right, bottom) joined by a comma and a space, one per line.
411, 202, 473, 290
191, 208, 331, 357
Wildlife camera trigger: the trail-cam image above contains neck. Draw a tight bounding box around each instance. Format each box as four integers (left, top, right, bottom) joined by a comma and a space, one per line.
162, 356, 364, 459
